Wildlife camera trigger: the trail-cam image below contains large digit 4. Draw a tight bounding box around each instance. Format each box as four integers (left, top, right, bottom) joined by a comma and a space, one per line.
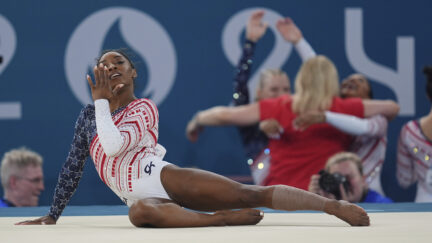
345, 8, 414, 116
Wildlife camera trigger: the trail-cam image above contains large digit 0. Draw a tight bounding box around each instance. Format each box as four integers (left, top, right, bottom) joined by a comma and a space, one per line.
222, 8, 293, 102
65, 7, 177, 106
0, 15, 20, 119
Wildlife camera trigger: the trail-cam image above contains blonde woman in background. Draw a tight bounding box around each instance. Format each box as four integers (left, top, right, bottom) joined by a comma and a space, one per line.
187, 55, 399, 190
188, 10, 314, 185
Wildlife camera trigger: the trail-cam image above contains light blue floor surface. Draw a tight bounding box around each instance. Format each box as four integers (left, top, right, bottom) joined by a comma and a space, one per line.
2, 203, 431, 217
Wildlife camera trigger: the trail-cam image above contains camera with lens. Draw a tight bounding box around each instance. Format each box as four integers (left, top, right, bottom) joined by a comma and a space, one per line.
318, 170, 351, 200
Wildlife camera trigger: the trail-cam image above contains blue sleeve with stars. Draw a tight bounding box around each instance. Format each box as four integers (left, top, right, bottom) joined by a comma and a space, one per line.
233, 39, 255, 106
232, 40, 269, 161
48, 107, 92, 221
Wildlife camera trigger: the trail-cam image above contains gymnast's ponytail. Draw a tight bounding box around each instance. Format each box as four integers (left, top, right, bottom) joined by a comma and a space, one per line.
423, 65, 432, 101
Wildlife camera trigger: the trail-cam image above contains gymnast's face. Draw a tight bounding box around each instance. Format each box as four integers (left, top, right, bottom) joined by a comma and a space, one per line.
340, 74, 371, 99
257, 74, 291, 100
98, 52, 137, 93
328, 160, 366, 203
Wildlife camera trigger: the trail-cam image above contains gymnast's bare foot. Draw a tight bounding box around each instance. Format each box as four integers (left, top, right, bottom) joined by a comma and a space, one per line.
214, 208, 264, 226
324, 200, 370, 226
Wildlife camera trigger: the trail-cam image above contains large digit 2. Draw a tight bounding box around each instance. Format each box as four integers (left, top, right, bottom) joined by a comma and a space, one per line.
0, 15, 20, 119
221, 8, 293, 103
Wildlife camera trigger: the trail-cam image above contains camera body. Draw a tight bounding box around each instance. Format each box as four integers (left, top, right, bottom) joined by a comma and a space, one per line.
318, 170, 351, 200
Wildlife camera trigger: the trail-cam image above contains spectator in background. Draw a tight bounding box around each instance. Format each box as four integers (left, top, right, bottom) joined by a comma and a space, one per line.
396, 66, 432, 202
186, 55, 399, 190
191, 11, 392, 190
231, 10, 315, 184
267, 17, 389, 195
189, 10, 316, 185
0, 147, 44, 207
292, 74, 388, 195
308, 152, 392, 203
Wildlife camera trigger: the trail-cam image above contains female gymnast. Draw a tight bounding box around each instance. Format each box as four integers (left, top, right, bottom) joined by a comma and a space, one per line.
396, 66, 432, 202
186, 56, 399, 191
17, 49, 369, 227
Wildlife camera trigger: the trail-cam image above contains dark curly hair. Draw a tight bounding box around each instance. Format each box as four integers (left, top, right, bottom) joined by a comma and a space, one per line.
423, 65, 432, 101
96, 48, 137, 86
97, 48, 136, 68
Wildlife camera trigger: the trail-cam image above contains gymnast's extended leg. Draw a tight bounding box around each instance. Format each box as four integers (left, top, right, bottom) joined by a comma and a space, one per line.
129, 165, 369, 227
128, 198, 263, 228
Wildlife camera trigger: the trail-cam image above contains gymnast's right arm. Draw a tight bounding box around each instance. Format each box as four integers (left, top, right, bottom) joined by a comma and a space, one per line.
16, 108, 91, 225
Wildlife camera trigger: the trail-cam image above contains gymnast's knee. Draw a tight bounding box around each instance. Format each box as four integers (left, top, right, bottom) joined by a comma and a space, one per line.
128, 200, 159, 227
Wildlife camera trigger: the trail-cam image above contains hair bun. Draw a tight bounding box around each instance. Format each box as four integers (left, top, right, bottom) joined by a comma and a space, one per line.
423, 65, 432, 82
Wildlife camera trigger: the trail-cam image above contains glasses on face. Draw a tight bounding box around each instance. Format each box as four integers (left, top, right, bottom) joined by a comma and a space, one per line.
18, 177, 43, 184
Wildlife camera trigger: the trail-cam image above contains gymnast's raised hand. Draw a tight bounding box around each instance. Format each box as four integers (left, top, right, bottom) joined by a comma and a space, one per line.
87, 63, 126, 101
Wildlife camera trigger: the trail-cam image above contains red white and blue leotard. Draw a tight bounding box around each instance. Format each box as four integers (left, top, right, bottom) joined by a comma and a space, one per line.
48, 98, 169, 221
397, 120, 432, 202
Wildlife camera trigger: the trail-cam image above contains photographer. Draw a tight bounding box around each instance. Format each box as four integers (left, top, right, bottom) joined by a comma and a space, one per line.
308, 152, 392, 203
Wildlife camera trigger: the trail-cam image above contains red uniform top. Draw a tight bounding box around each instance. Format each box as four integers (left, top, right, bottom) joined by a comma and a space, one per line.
259, 95, 364, 190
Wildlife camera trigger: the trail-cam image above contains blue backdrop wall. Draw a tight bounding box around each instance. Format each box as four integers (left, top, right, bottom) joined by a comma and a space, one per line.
0, 0, 431, 205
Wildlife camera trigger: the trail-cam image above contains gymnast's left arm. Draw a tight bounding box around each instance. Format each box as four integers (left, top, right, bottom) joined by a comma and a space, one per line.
396, 125, 417, 188
186, 103, 260, 142
324, 112, 387, 137
293, 110, 388, 137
